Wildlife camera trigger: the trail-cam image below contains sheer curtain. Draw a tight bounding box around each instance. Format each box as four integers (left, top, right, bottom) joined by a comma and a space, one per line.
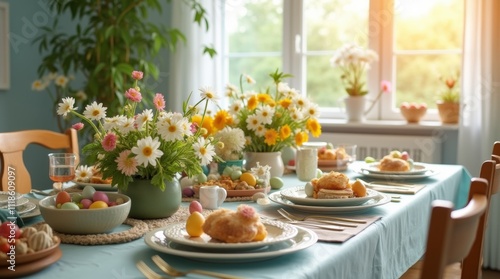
167, 0, 222, 112
458, 0, 500, 270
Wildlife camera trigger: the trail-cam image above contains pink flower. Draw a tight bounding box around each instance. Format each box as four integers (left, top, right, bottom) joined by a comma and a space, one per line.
72, 122, 84, 131
101, 132, 117, 151
131, 71, 143, 80
115, 150, 138, 176
190, 122, 199, 134
381, 80, 392, 93
153, 93, 166, 111
125, 88, 142, 102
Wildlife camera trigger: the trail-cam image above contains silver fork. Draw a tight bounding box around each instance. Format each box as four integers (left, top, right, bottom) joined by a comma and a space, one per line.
151, 255, 243, 279
136, 261, 168, 279
277, 209, 345, 231
278, 208, 368, 224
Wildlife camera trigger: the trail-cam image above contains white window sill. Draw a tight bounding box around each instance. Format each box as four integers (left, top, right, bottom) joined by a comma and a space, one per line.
319, 119, 459, 136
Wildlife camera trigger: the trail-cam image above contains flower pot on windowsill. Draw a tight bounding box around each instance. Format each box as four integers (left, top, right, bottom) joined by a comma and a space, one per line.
436, 101, 460, 124
343, 95, 366, 122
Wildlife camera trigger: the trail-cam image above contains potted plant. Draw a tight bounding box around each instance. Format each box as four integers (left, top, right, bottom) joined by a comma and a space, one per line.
34, 0, 216, 128
436, 71, 460, 124
330, 43, 378, 122
56, 70, 218, 219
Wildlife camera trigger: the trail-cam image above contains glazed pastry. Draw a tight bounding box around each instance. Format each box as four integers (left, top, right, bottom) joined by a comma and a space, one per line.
202, 204, 267, 243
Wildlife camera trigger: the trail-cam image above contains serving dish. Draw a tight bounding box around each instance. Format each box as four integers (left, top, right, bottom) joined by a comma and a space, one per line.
0, 237, 60, 266
0, 248, 62, 278
163, 219, 297, 251
0, 191, 22, 206
145, 226, 317, 263
280, 187, 379, 207
353, 167, 437, 180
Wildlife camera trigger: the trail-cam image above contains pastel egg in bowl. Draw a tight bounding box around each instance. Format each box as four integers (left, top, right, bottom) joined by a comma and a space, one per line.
38, 192, 131, 234
400, 102, 427, 123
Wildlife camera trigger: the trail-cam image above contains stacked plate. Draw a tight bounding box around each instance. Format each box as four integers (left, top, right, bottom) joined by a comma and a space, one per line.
0, 192, 38, 218
268, 186, 390, 213
354, 162, 437, 180
73, 181, 117, 191
144, 219, 318, 262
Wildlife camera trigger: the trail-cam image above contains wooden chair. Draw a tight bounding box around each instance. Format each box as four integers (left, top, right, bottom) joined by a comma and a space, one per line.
0, 129, 79, 194
490, 141, 500, 195
461, 160, 496, 279
420, 177, 489, 279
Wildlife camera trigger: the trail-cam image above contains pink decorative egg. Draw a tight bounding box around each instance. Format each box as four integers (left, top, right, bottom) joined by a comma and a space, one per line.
93, 191, 109, 203
80, 198, 93, 209
189, 201, 203, 214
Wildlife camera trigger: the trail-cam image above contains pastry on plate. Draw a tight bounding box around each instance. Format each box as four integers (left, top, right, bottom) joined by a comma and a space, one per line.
202, 204, 267, 243
310, 171, 353, 199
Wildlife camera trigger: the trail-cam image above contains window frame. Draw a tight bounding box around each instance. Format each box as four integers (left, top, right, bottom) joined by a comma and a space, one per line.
222, 0, 462, 122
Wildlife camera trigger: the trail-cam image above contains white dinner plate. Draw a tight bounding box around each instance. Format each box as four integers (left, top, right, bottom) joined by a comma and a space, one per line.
0, 191, 23, 206
280, 187, 379, 207
16, 202, 37, 215
20, 198, 41, 219
163, 219, 298, 251
145, 226, 317, 263
0, 196, 29, 209
353, 167, 438, 180
269, 191, 390, 213
361, 162, 430, 175
73, 181, 117, 191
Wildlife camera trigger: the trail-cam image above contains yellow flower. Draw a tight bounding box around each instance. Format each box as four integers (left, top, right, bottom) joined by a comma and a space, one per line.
280, 125, 291, 140
247, 95, 258, 110
306, 118, 322, 138
213, 110, 231, 131
295, 131, 309, 146
264, 129, 278, 146
192, 114, 215, 137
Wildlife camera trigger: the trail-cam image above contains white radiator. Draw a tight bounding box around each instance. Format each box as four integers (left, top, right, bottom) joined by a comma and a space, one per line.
314, 133, 442, 163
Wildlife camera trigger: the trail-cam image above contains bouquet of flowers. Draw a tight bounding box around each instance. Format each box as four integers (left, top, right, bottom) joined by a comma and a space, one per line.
56, 70, 218, 191
330, 43, 378, 96
221, 69, 322, 152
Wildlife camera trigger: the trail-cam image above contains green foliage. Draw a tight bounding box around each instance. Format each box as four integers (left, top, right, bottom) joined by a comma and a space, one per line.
34, 0, 217, 117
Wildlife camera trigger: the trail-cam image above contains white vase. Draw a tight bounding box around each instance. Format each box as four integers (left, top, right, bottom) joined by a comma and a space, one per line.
244, 151, 285, 177
344, 96, 366, 122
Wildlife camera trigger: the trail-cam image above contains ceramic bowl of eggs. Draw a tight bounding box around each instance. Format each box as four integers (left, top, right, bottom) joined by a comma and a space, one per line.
400, 102, 427, 123
38, 186, 131, 234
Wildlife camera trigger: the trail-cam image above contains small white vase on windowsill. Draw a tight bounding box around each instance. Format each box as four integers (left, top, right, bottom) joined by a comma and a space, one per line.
344, 95, 366, 122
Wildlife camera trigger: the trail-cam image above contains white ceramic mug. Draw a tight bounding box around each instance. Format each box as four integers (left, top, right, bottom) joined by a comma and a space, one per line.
199, 186, 227, 209
296, 147, 318, 182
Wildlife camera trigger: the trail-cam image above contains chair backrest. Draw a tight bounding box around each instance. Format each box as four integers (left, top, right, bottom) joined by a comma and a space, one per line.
0, 129, 79, 194
461, 160, 495, 279
420, 177, 489, 279
490, 141, 500, 195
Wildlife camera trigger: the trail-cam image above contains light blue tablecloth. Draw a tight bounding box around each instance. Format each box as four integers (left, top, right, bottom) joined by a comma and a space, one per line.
17, 162, 470, 279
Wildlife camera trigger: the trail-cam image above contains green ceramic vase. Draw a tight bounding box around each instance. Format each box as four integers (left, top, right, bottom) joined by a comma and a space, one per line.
119, 178, 181, 219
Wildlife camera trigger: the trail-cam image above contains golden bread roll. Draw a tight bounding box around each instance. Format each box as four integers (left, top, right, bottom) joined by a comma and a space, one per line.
379, 156, 410, 172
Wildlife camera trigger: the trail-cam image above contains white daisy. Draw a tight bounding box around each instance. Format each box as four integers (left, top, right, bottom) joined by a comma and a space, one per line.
156, 115, 184, 142
199, 86, 220, 104
75, 165, 93, 182
256, 105, 274, 125
131, 136, 164, 167
118, 117, 136, 134
57, 97, 76, 116
83, 101, 107, 120
193, 137, 215, 166
254, 125, 266, 137
229, 100, 243, 115
245, 114, 261, 131
304, 103, 320, 118
293, 95, 310, 109
244, 74, 256, 84
55, 75, 69, 88
31, 79, 47, 91
103, 115, 126, 131
135, 109, 153, 128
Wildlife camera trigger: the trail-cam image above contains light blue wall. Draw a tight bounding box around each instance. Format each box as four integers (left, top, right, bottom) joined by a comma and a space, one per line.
0, 1, 172, 189
1, 1, 64, 189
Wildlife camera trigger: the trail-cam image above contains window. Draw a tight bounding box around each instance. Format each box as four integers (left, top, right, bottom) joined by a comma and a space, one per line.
222, 0, 463, 121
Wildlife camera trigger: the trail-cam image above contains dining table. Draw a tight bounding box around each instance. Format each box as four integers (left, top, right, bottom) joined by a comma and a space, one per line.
12, 161, 471, 279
